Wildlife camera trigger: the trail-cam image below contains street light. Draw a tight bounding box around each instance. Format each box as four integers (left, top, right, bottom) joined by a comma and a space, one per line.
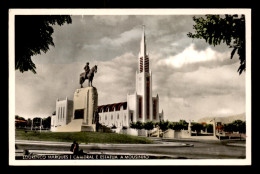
40, 118, 42, 133
31, 119, 33, 131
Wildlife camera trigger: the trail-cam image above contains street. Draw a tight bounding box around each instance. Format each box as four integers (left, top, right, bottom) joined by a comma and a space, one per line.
15, 138, 246, 159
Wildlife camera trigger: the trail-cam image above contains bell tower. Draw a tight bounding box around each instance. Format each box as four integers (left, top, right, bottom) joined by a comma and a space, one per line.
136, 25, 152, 121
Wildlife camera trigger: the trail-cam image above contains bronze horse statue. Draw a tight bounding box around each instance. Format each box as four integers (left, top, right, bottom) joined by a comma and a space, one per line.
79, 65, 97, 88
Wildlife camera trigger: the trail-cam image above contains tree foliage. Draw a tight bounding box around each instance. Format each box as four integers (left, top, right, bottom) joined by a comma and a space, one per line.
130, 121, 143, 130
203, 123, 213, 133
15, 115, 25, 120
158, 120, 170, 132
143, 121, 155, 131
187, 15, 245, 74
169, 120, 188, 130
32, 117, 42, 127
191, 122, 204, 134
223, 120, 246, 133
42, 116, 51, 128
15, 15, 72, 74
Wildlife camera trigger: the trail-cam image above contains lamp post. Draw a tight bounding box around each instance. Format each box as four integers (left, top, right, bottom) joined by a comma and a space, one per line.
31, 119, 33, 131
188, 120, 191, 137
210, 118, 216, 137
40, 118, 42, 133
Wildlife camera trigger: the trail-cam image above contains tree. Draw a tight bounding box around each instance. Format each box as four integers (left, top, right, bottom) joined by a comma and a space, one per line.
191, 122, 204, 135
135, 121, 144, 130
187, 15, 245, 74
204, 124, 213, 133
223, 120, 246, 140
158, 120, 170, 132
42, 116, 51, 129
15, 115, 26, 120
130, 122, 137, 129
32, 117, 42, 128
232, 120, 246, 134
143, 121, 154, 131
15, 15, 72, 74
130, 121, 143, 130
157, 120, 170, 138
223, 123, 234, 133
143, 121, 155, 137
179, 120, 188, 130
15, 115, 27, 128
169, 120, 188, 131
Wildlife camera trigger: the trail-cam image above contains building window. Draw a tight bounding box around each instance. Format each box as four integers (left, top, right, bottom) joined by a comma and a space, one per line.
62, 107, 64, 119
139, 97, 142, 118
146, 76, 150, 119
153, 99, 157, 119
105, 115, 107, 120
74, 109, 84, 119
63, 107, 65, 119
111, 115, 113, 120
117, 114, 119, 119
140, 57, 143, 72
59, 107, 61, 121
130, 113, 133, 122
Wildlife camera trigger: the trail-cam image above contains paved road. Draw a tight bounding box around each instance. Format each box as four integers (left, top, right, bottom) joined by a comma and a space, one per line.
15, 138, 245, 159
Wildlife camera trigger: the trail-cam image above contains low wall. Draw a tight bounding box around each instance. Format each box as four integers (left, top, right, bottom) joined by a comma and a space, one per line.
163, 130, 191, 139
120, 128, 138, 136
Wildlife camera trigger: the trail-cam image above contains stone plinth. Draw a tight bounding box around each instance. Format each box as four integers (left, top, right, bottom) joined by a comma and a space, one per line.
73, 87, 98, 132
55, 87, 98, 132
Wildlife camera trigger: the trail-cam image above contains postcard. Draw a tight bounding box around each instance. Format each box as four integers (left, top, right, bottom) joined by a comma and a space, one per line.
9, 8, 251, 166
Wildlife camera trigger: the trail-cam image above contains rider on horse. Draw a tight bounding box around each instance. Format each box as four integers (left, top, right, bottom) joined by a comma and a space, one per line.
80, 62, 97, 88
84, 62, 90, 78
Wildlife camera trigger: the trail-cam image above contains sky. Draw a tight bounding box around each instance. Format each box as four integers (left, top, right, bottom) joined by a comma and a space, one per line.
15, 14, 246, 121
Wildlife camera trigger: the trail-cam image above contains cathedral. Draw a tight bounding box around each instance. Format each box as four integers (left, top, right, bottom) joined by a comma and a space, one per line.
98, 26, 164, 133
51, 26, 164, 134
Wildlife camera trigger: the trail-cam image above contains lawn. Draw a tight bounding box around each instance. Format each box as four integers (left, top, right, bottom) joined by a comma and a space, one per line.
15, 129, 153, 144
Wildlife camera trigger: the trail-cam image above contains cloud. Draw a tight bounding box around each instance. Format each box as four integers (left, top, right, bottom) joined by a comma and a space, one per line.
94, 52, 137, 104
100, 27, 141, 47
93, 15, 129, 26
158, 43, 229, 68
15, 52, 138, 118
152, 61, 245, 121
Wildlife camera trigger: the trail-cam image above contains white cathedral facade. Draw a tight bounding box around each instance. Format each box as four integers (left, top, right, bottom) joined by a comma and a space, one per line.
98, 27, 164, 131
51, 27, 164, 134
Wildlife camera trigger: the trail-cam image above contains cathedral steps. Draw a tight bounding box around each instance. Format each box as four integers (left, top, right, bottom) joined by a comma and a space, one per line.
55, 119, 83, 132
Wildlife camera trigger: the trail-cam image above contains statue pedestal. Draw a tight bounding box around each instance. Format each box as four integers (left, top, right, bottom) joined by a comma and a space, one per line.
73, 87, 98, 132
54, 87, 98, 132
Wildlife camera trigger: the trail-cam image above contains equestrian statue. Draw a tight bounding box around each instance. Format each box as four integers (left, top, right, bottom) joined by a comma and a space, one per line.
79, 62, 98, 88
